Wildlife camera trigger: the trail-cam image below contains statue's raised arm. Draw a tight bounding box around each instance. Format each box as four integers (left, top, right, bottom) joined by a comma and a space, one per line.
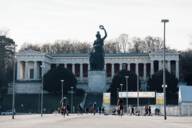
99, 25, 107, 40
89, 25, 107, 70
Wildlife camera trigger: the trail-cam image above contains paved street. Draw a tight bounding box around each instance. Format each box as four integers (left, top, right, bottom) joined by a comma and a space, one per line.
0, 114, 192, 128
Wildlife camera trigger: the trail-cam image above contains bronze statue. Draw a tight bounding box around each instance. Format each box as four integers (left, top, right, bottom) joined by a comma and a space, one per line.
90, 25, 107, 70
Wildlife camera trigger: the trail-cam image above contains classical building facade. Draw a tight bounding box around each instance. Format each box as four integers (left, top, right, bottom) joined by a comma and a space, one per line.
13, 49, 179, 94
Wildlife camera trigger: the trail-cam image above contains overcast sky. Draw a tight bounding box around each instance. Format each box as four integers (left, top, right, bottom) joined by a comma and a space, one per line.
0, 0, 192, 50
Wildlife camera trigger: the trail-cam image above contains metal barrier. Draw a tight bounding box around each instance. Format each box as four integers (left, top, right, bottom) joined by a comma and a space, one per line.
108, 105, 192, 116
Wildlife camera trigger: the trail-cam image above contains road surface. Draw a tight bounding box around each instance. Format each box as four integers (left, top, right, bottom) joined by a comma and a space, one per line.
0, 114, 192, 128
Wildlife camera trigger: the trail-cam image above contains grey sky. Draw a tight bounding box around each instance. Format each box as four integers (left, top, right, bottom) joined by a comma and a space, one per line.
0, 0, 192, 50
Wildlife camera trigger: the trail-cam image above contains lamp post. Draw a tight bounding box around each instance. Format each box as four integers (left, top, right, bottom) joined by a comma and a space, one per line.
125, 76, 129, 114
11, 44, 17, 119
70, 86, 74, 113
120, 84, 123, 92
60, 80, 64, 107
40, 63, 45, 117
117, 88, 119, 100
137, 75, 140, 115
161, 19, 169, 120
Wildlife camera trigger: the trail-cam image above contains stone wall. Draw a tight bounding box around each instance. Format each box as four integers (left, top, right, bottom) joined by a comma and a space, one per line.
8, 82, 42, 94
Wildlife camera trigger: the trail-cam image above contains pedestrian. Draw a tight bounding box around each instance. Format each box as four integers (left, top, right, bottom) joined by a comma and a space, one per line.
144, 105, 148, 116
148, 106, 151, 116
131, 106, 135, 115
117, 98, 123, 116
86, 107, 89, 113
61, 105, 66, 116
57, 107, 61, 114
155, 108, 160, 115
93, 102, 97, 115
101, 106, 105, 114
99, 106, 102, 114
66, 104, 70, 116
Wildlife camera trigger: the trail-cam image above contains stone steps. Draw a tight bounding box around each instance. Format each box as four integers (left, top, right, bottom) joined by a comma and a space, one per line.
84, 93, 103, 109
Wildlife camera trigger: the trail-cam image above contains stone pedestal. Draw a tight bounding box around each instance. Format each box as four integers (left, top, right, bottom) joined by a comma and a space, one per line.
88, 71, 106, 92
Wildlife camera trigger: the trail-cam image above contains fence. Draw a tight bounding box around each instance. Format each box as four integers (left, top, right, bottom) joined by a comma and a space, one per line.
108, 104, 192, 116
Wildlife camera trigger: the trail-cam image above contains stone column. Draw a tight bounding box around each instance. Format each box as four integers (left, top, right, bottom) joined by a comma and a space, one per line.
72, 64, 75, 74
41, 62, 45, 77
120, 63, 123, 70
127, 63, 130, 71
136, 63, 139, 76
111, 63, 114, 78
25, 61, 28, 80
158, 60, 161, 70
176, 60, 179, 79
88, 64, 90, 71
150, 61, 154, 76
36, 62, 40, 80
143, 63, 147, 80
34, 61, 38, 80
104, 63, 106, 70
167, 60, 171, 73
158, 61, 161, 71
17, 61, 20, 80
80, 64, 83, 80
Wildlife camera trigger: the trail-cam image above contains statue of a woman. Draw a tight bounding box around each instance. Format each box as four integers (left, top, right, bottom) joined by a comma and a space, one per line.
90, 25, 107, 70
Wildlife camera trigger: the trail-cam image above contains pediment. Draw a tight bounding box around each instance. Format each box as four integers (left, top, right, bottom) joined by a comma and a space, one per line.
150, 49, 178, 55
17, 49, 43, 56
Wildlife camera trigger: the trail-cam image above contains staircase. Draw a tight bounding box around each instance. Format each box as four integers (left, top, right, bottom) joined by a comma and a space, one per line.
84, 93, 103, 109
79, 93, 87, 108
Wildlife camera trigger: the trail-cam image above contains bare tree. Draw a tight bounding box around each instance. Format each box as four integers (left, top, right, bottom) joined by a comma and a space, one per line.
128, 36, 163, 53
129, 37, 143, 53
144, 36, 164, 52
104, 40, 121, 53
19, 40, 91, 54
19, 35, 165, 54
19, 43, 41, 52
41, 43, 52, 53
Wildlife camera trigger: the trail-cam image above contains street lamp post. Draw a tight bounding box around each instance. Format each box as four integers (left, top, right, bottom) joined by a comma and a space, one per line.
117, 88, 119, 100
120, 84, 123, 99
125, 76, 129, 114
120, 84, 123, 92
137, 75, 140, 115
12, 44, 16, 119
70, 86, 74, 113
60, 80, 64, 107
161, 19, 169, 120
40, 63, 45, 117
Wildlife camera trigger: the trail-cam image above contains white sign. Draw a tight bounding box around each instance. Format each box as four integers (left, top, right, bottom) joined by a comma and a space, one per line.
119, 91, 155, 98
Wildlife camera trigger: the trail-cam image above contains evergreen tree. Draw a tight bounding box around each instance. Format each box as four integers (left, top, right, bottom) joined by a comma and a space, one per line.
109, 69, 137, 105
43, 66, 77, 95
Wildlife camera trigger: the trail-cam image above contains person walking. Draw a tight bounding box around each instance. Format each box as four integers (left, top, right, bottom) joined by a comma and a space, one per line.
144, 105, 148, 116
66, 104, 69, 116
148, 106, 151, 116
131, 106, 135, 115
93, 102, 97, 115
117, 99, 124, 116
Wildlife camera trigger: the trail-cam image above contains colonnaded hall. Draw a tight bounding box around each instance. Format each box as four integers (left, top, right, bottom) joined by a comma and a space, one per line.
12, 49, 179, 94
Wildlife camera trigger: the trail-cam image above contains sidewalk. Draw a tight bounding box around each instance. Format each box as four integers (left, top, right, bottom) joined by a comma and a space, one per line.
0, 114, 192, 128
